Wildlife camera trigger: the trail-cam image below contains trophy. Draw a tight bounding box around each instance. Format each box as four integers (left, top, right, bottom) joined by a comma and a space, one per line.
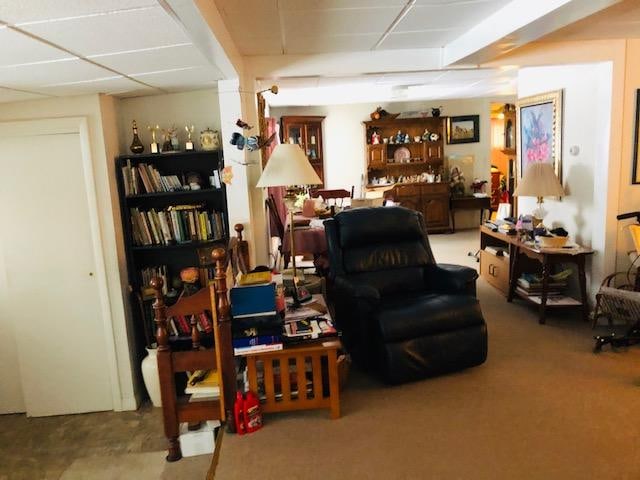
185, 125, 195, 151
130, 120, 144, 154
161, 127, 173, 152
147, 125, 160, 154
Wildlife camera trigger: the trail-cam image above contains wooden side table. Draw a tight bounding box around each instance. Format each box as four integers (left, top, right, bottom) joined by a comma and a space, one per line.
450, 196, 492, 233
243, 339, 341, 419
507, 244, 594, 324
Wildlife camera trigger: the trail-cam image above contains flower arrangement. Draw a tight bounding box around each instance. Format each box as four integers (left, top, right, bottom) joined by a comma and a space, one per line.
523, 110, 551, 163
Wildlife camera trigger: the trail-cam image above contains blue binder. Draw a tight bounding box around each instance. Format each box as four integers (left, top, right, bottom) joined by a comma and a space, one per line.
230, 282, 276, 318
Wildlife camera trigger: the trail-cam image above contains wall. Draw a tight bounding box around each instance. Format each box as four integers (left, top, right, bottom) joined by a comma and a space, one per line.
0, 94, 137, 410
271, 96, 513, 229
517, 62, 614, 296
116, 89, 221, 154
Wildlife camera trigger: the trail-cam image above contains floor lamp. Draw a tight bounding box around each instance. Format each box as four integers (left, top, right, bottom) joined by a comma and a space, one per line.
256, 143, 323, 278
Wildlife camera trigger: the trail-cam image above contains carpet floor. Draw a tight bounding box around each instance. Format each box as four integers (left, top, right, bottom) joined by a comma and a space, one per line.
215, 229, 640, 480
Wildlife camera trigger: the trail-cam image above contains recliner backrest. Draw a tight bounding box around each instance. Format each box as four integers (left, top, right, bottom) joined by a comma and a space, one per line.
325, 207, 435, 295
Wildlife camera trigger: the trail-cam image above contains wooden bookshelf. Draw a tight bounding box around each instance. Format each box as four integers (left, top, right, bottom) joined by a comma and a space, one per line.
115, 150, 229, 356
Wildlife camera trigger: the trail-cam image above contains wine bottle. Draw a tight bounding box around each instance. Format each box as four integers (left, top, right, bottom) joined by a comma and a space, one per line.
130, 120, 144, 154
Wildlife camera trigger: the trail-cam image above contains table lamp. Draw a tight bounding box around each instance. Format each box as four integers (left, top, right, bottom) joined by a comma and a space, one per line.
256, 143, 322, 277
514, 162, 565, 222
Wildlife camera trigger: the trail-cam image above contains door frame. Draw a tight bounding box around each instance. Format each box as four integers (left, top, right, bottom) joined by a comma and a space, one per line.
0, 117, 122, 410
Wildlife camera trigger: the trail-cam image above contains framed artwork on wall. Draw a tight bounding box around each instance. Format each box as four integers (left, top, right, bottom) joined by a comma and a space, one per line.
632, 89, 640, 184
516, 89, 563, 181
447, 115, 480, 144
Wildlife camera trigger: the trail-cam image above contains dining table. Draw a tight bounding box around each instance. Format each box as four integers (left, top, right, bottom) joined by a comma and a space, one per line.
282, 214, 330, 273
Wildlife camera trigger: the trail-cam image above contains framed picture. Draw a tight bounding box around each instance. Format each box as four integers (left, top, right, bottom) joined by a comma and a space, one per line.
632, 90, 640, 184
447, 115, 480, 144
517, 89, 563, 181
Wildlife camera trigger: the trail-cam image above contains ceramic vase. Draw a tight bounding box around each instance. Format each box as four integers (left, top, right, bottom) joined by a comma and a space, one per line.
141, 346, 162, 407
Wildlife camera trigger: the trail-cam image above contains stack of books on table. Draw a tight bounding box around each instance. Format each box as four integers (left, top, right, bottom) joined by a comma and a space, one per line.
283, 294, 338, 344
230, 276, 284, 355
516, 273, 568, 298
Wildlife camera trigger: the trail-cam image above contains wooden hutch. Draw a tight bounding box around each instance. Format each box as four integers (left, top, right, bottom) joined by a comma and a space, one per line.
281, 115, 325, 186
364, 116, 450, 232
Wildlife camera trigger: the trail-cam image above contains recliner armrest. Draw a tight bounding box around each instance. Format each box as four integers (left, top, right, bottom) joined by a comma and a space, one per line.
334, 276, 380, 304
424, 263, 478, 296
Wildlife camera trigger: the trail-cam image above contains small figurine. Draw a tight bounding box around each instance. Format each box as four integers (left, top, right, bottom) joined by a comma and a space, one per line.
471, 179, 488, 193
431, 106, 442, 117
184, 125, 195, 151
429, 132, 440, 142
147, 125, 160, 154
404, 134, 410, 143
371, 130, 380, 145
169, 126, 179, 151
421, 128, 430, 142
395, 130, 404, 144
161, 128, 173, 152
130, 120, 144, 154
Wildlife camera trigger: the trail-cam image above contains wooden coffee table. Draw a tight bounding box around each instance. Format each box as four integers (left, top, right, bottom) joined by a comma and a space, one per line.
243, 339, 341, 419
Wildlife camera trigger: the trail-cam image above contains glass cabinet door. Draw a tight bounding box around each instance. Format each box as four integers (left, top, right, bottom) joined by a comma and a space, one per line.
305, 124, 321, 161
286, 125, 304, 146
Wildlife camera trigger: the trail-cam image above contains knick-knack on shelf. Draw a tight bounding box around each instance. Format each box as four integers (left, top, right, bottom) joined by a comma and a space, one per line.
130, 120, 144, 154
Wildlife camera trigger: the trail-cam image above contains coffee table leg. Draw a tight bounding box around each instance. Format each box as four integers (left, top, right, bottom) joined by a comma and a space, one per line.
328, 350, 340, 419
578, 257, 589, 322
507, 247, 519, 302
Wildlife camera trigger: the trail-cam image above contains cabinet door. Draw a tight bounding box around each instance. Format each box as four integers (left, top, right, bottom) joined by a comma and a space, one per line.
427, 144, 442, 161
422, 195, 449, 228
284, 123, 305, 147
305, 123, 322, 162
368, 145, 386, 167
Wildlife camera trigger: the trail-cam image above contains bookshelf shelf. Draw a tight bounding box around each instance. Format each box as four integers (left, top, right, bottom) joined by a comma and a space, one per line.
125, 188, 223, 201
115, 149, 228, 361
132, 238, 226, 252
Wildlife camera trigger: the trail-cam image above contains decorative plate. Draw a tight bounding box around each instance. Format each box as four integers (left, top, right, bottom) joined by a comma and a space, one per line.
429, 132, 440, 141
393, 146, 411, 163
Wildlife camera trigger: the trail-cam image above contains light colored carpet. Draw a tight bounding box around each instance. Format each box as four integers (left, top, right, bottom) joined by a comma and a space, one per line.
215, 229, 640, 480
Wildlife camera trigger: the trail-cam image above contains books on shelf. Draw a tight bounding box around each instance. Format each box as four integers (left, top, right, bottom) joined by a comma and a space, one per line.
232, 335, 282, 349
167, 312, 213, 337
238, 270, 272, 286
130, 204, 227, 246
140, 265, 167, 296
121, 160, 221, 196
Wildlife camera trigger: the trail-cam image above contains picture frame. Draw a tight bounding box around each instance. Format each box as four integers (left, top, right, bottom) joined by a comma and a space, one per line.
516, 89, 563, 182
447, 115, 480, 144
632, 89, 640, 184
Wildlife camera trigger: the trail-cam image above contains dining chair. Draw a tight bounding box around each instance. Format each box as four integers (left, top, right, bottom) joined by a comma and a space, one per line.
310, 188, 353, 208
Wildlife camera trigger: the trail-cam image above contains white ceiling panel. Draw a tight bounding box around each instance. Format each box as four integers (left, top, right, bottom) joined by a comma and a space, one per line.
131, 67, 219, 91
0, 0, 157, 25
235, 36, 283, 56
215, 0, 277, 14
278, 0, 406, 9
89, 44, 214, 76
19, 6, 189, 57
0, 87, 50, 103
0, 28, 73, 66
397, 0, 504, 31
286, 34, 381, 54
381, 30, 462, 49
37, 76, 148, 97
283, 8, 402, 37
0, 58, 114, 88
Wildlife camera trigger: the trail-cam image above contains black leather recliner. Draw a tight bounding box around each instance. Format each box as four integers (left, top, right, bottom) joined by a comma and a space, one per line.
325, 207, 487, 384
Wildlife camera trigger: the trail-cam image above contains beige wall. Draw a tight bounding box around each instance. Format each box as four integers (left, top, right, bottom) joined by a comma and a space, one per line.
271, 96, 513, 230
116, 89, 222, 154
0, 94, 137, 410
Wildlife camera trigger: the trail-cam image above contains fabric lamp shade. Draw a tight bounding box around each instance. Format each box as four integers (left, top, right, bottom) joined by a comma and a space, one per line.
514, 163, 565, 198
256, 144, 322, 188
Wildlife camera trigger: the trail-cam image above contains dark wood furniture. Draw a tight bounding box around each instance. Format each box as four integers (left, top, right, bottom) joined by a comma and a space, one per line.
280, 116, 325, 185
265, 194, 289, 269
115, 150, 229, 363
151, 248, 235, 462
245, 338, 341, 419
384, 182, 451, 233
310, 188, 352, 208
480, 225, 594, 324
450, 196, 492, 233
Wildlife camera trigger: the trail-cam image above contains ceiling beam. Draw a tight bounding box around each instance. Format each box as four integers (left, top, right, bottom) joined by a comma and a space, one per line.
442, 0, 621, 66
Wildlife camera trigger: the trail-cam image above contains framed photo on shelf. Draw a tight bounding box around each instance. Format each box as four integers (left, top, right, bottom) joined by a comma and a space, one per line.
632, 89, 640, 184
516, 89, 563, 181
447, 115, 480, 144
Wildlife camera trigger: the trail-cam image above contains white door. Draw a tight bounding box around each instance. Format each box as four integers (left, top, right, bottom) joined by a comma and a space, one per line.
0, 128, 113, 416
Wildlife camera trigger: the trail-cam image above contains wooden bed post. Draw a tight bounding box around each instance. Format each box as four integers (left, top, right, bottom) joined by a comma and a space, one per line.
212, 248, 237, 431
151, 277, 182, 462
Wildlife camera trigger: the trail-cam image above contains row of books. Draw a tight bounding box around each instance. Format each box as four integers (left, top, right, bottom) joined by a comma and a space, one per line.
516, 274, 568, 297
166, 312, 213, 337
130, 205, 226, 246
140, 265, 168, 295
121, 160, 222, 196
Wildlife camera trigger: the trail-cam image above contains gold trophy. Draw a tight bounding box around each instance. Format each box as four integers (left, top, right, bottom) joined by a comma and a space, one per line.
185, 125, 195, 151
147, 124, 160, 154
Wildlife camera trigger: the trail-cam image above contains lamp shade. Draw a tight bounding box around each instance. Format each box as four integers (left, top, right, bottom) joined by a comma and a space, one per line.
256, 144, 322, 188
514, 163, 565, 198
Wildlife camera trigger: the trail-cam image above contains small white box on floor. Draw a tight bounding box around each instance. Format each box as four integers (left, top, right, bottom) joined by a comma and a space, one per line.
178, 420, 220, 457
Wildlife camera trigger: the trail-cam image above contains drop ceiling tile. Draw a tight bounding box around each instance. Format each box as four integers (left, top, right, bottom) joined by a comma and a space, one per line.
0, 86, 50, 103
283, 8, 402, 36
37, 75, 150, 97
285, 34, 380, 54
380, 30, 462, 49
19, 6, 189, 57
0, 58, 114, 88
0, 28, 73, 66
0, 0, 157, 25
279, 0, 405, 9
131, 66, 220, 90
215, 0, 277, 14
235, 36, 283, 56
89, 44, 211, 75
396, 1, 504, 31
